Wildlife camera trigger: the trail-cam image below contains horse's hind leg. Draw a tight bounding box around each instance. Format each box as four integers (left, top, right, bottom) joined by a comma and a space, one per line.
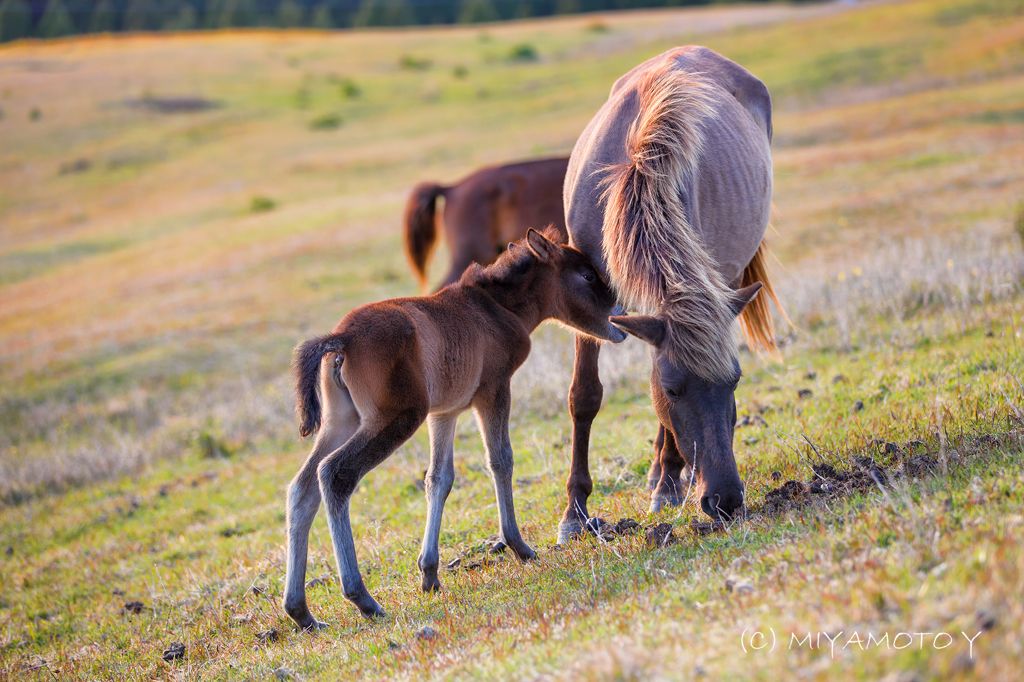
318, 407, 425, 618
284, 357, 360, 631
646, 424, 666, 490
651, 426, 690, 513
475, 383, 536, 562
417, 412, 458, 592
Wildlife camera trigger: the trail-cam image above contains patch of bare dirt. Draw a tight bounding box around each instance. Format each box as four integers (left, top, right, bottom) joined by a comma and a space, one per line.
758, 431, 1024, 516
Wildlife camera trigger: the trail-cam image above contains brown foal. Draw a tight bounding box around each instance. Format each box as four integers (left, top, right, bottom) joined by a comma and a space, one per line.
283, 229, 625, 628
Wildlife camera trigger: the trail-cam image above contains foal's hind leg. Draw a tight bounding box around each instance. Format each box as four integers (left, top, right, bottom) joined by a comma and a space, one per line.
417, 412, 458, 592
475, 383, 536, 562
318, 408, 425, 618
284, 361, 360, 631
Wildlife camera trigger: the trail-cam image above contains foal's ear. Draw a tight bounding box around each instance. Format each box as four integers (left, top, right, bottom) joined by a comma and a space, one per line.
526, 228, 555, 263
609, 315, 666, 347
728, 282, 762, 317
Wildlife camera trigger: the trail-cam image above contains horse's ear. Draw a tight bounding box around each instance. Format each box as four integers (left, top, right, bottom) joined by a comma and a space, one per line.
610, 315, 666, 347
526, 228, 555, 263
729, 282, 762, 317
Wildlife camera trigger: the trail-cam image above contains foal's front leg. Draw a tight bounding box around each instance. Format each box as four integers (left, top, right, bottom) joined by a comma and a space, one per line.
557, 334, 602, 544
474, 384, 536, 561
417, 412, 458, 592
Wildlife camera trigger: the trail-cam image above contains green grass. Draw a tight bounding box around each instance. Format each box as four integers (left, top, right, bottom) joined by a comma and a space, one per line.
2, 0, 1024, 679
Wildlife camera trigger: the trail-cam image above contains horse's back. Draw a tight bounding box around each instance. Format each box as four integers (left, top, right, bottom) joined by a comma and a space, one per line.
566, 46, 772, 286
448, 157, 568, 237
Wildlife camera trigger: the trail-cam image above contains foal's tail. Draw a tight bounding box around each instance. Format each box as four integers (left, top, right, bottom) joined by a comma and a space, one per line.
737, 241, 791, 358
404, 182, 447, 291
292, 333, 346, 438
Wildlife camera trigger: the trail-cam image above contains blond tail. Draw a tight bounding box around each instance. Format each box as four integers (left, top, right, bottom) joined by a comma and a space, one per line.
737, 241, 790, 358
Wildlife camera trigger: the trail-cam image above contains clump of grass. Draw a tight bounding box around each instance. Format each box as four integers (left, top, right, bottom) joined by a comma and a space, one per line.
193, 429, 234, 459
218, 523, 252, 538
586, 21, 609, 33
309, 112, 342, 130
452, 64, 468, 79
29, 107, 41, 121
340, 78, 361, 99
250, 196, 276, 212
399, 55, 432, 71
294, 86, 311, 110
508, 43, 538, 62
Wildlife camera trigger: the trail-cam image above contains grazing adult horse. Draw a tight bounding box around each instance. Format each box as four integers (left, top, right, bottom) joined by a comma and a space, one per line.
283, 229, 626, 628
558, 46, 784, 542
405, 157, 569, 291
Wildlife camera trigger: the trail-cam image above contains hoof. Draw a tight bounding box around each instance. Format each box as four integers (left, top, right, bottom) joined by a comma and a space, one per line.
556, 517, 605, 545
359, 602, 386, 619
302, 618, 330, 632
285, 601, 328, 632
350, 593, 386, 619
650, 493, 685, 514
512, 543, 537, 562
421, 572, 442, 593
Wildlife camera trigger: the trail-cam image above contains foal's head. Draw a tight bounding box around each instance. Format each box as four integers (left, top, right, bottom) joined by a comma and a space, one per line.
464, 228, 626, 343
610, 283, 762, 522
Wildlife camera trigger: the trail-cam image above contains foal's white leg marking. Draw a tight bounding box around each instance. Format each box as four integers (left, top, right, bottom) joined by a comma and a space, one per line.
315, 426, 386, 618
475, 384, 536, 561
283, 370, 359, 629
418, 412, 458, 589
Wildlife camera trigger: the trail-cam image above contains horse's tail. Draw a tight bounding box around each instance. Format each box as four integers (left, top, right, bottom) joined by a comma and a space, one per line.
601, 63, 738, 384
738, 241, 790, 357
404, 182, 447, 291
292, 333, 346, 438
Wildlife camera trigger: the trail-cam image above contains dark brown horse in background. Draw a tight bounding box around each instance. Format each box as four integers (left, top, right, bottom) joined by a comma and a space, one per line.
559, 46, 787, 541
404, 157, 569, 291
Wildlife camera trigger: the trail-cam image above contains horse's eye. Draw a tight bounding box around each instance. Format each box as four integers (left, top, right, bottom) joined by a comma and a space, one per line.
582, 272, 594, 282
665, 387, 680, 401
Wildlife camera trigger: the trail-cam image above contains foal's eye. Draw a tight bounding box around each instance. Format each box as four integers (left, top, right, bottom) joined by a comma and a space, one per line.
665, 387, 680, 401
581, 271, 594, 282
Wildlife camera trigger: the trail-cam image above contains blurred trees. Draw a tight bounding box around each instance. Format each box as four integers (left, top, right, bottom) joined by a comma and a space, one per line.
0, 0, 32, 42
38, 0, 76, 38
0, 0, 774, 41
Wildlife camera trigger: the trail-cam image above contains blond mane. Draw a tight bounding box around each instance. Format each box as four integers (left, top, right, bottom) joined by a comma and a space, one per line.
600, 59, 742, 382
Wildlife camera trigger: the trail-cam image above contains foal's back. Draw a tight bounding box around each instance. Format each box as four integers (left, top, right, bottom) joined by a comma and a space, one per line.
333, 284, 530, 414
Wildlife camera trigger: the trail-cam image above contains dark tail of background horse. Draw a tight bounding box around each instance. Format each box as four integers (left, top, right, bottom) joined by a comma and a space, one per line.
291, 333, 347, 439
404, 183, 447, 290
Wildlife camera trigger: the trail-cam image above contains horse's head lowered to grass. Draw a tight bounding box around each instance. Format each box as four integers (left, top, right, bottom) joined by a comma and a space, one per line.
611, 282, 762, 521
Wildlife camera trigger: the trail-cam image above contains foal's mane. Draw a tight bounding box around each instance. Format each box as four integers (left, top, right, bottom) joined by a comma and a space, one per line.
600, 55, 741, 383
460, 225, 565, 292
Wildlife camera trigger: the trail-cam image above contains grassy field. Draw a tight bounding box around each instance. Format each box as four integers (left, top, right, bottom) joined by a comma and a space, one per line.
2, 0, 1024, 679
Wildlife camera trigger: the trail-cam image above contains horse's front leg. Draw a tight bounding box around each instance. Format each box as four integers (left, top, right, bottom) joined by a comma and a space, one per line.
557, 334, 602, 544
417, 412, 458, 592
475, 383, 536, 562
